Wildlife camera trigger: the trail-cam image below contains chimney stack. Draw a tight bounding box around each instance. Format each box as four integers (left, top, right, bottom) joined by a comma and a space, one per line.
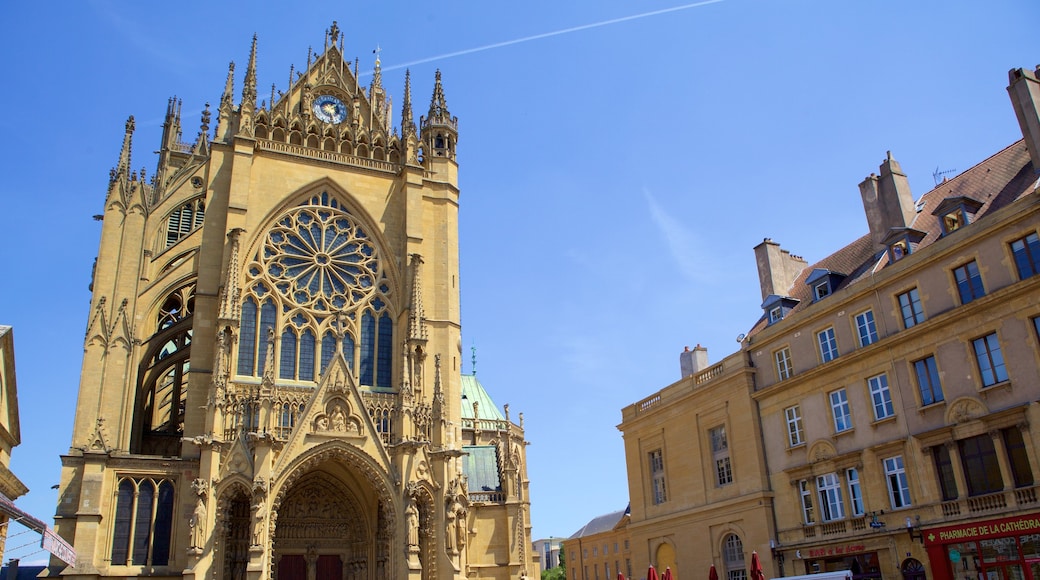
753, 239, 807, 301
1008, 66, 1040, 173
680, 345, 709, 378
859, 151, 916, 248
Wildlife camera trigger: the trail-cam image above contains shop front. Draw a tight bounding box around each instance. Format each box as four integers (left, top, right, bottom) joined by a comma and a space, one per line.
791, 541, 888, 580
923, 512, 1040, 580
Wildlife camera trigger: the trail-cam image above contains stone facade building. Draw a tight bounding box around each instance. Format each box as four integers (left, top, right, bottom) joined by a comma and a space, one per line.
564, 507, 632, 580
616, 67, 1040, 580
0, 327, 29, 564
619, 348, 773, 580
51, 23, 532, 580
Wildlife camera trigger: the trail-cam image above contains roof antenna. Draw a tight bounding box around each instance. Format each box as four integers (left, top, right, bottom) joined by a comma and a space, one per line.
933, 165, 957, 186
471, 345, 477, 376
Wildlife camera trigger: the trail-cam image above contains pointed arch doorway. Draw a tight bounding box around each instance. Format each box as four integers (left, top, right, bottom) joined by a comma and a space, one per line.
273, 469, 382, 580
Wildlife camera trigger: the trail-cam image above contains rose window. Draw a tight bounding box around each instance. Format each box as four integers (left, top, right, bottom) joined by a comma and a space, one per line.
261, 206, 379, 311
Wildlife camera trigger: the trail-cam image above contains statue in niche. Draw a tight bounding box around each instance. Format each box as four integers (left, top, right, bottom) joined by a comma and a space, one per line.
316, 415, 329, 431
252, 497, 267, 547
455, 506, 467, 550
406, 500, 419, 546
188, 498, 205, 552
331, 405, 347, 432
445, 508, 457, 552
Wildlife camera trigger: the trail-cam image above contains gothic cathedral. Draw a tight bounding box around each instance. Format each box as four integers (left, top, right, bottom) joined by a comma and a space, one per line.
53, 23, 533, 580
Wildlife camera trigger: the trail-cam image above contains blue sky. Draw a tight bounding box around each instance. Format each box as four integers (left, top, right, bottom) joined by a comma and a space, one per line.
0, 0, 1036, 561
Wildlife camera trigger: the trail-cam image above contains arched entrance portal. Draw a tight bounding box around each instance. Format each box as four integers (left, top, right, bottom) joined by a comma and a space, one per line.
273, 470, 381, 580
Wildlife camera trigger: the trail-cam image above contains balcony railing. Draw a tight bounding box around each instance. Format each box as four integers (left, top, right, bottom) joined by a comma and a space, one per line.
784, 485, 1040, 546
941, 485, 1040, 518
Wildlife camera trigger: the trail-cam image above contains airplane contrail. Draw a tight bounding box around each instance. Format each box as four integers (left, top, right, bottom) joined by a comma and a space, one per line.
379, 0, 729, 73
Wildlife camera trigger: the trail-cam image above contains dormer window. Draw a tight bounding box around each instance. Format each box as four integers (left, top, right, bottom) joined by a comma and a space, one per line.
891, 240, 909, 261
882, 228, 927, 264
932, 196, 983, 236
805, 268, 846, 303
942, 211, 964, 233
763, 294, 800, 326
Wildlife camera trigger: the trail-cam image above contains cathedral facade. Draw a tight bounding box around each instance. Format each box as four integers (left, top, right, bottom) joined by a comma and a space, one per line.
52, 23, 532, 580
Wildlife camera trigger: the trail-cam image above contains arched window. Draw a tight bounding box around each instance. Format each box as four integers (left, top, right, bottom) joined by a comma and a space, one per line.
111, 478, 175, 566
722, 534, 746, 580
133, 285, 194, 455
238, 191, 394, 388
165, 197, 205, 247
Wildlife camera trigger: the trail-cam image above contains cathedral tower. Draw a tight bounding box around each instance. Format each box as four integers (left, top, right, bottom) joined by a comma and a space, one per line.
53, 23, 533, 580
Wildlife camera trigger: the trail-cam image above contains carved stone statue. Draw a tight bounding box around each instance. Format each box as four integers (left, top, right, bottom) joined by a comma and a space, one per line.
455, 506, 467, 550
331, 405, 347, 432
445, 508, 457, 552
189, 496, 207, 550
252, 498, 267, 547
406, 500, 419, 546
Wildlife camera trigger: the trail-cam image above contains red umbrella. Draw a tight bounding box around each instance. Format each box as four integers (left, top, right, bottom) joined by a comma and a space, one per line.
749, 551, 766, 580
663, 567, 674, 580
648, 565, 660, 580
709, 565, 719, 580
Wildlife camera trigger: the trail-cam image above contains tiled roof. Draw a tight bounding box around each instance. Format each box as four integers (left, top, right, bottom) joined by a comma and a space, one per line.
569, 505, 630, 538
460, 374, 506, 421
748, 140, 1036, 337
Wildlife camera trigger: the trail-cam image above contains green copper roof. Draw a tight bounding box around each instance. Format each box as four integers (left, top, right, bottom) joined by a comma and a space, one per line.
460, 374, 505, 421
462, 445, 501, 492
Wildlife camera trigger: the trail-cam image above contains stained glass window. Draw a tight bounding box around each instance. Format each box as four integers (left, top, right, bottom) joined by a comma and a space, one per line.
240, 192, 394, 386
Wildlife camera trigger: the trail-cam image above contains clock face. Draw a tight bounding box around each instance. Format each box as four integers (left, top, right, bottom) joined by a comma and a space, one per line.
313, 95, 347, 124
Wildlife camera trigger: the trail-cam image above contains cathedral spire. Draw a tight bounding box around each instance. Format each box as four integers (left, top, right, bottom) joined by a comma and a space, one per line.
238, 34, 258, 136
408, 254, 428, 342
113, 115, 135, 185
216, 61, 235, 140
153, 97, 182, 198
192, 102, 211, 155
401, 69, 416, 137
242, 34, 258, 107
420, 70, 458, 160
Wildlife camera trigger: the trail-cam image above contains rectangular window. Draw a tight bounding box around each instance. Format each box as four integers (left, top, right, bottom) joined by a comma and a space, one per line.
898, 288, 925, 328
868, 374, 895, 420
769, 307, 783, 323
649, 449, 667, 505
818, 327, 839, 362
815, 281, 831, 300
1004, 428, 1034, 488
933, 444, 958, 501
884, 456, 911, 508
913, 356, 944, 406
799, 479, 815, 524
785, 405, 804, 447
775, 347, 793, 380
1011, 232, 1040, 279
959, 434, 1004, 496
710, 426, 728, 452
716, 457, 733, 486
855, 310, 879, 346
954, 260, 986, 304
973, 333, 1009, 386
710, 425, 732, 486
830, 389, 852, 432
816, 473, 846, 521
846, 468, 864, 516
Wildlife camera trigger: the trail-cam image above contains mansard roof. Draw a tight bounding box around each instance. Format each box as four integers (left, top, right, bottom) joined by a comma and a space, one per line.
748, 139, 1037, 337
568, 505, 630, 538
